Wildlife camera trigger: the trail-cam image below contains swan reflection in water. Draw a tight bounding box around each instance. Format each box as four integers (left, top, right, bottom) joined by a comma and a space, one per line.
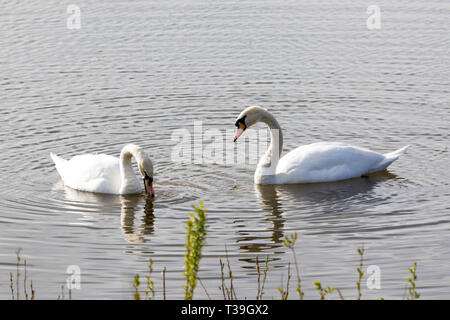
257, 171, 398, 208
237, 171, 397, 265
120, 195, 154, 243
57, 183, 155, 243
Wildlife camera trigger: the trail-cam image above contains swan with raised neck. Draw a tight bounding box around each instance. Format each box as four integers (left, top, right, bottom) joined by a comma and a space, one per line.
233, 106, 409, 185
234, 106, 283, 184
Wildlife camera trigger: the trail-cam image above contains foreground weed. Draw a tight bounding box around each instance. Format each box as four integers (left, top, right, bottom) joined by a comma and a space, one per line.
161, 266, 167, 300
133, 274, 140, 300
256, 256, 269, 300
219, 246, 237, 300
57, 285, 70, 300
276, 262, 291, 300
144, 258, 155, 300
356, 247, 365, 300
406, 262, 420, 300
313, 281, 334, 300
183, 202, 207, 300
9, 249, 35, 300
133, 259, 166, 300
282, 232, 304, 299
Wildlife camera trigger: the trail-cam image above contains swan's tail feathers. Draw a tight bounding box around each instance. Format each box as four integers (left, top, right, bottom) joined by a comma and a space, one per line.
383, 145, 410, 159
367, 145, 410, 174
50, 153, 67, 179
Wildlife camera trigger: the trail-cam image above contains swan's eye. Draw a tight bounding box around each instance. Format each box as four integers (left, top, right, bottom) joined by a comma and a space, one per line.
235, 115, 247, 130
144, 172, 153, 183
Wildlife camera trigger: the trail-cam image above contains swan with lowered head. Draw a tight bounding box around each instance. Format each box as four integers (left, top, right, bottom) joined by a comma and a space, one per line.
233, 106, 409, 185
51, 144, 154, 196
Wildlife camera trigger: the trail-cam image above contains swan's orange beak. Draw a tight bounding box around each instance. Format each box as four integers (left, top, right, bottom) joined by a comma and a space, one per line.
144, 176, 154, 197
233, 122, 245, 142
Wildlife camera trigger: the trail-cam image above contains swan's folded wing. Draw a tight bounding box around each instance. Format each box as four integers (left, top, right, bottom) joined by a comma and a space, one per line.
275, 142, 385, 183
52, 153, 122, 194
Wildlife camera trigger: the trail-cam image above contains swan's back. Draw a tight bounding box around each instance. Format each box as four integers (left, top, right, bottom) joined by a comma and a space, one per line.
51, 153, 122, 194
275, 142, 405, 184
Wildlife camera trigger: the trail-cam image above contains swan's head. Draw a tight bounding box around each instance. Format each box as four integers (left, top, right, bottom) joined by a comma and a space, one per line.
233, 106, 267, 142
138, 153, 154, 197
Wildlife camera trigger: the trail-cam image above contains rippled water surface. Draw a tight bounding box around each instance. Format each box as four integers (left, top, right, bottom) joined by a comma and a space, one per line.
0, 1, 449, 299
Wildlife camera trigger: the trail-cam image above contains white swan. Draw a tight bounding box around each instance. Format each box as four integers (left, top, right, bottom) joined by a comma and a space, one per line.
233, 106, 409, 185
50, 144, 154, 195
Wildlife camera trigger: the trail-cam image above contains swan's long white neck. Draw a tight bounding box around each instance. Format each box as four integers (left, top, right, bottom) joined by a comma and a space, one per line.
255, 110, 283, 184
119, 144, 144, 194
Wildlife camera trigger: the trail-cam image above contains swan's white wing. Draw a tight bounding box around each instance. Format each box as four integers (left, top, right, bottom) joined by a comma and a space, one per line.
275, 142, 387, 184
51, 153, 122, 194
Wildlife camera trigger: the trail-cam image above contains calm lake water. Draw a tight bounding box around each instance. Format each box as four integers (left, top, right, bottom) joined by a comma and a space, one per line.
0, 1, 449, 299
